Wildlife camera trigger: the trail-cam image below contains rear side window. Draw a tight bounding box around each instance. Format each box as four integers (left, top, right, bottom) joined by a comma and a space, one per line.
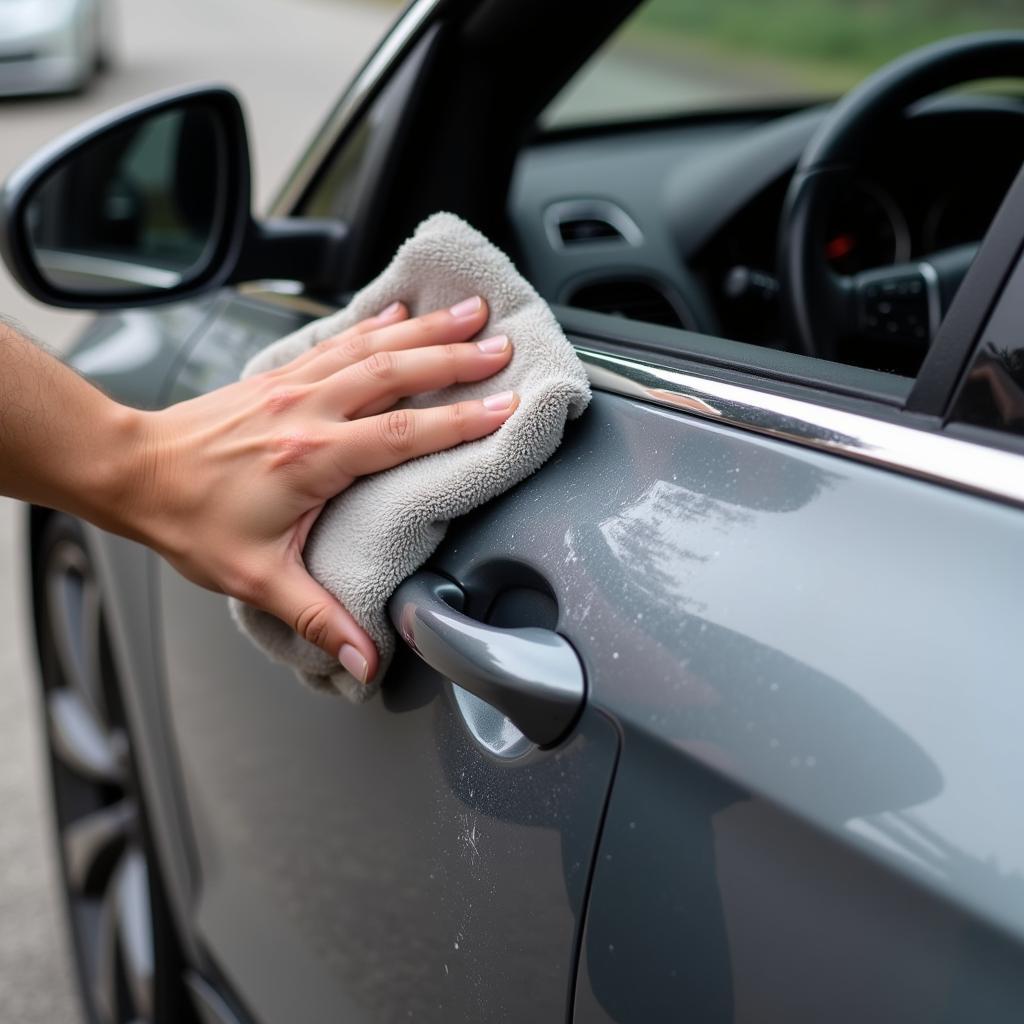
949, 254, 1024, 438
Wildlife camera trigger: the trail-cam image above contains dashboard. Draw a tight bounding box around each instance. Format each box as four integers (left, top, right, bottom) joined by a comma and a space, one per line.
509, 96, 1024, 369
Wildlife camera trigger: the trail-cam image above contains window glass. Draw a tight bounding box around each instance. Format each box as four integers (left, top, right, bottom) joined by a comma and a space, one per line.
950, 254, 1024, 437
302, 114, 375, 222
300, 27, 436, 224
544, 0, 1024, 127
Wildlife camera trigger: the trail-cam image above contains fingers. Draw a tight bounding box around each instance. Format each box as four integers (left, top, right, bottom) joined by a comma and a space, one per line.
275, 301, 410, 379
322, 333, 512, 418
286, 296, 490, 385
263, 562, 379, 683
333, 391, 519, 477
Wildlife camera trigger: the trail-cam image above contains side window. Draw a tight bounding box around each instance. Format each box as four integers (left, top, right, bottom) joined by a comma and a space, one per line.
299, 28, 437, 224
302, 117, 374, 222
522, 0, 1024, 384
949, 254, 1024, 438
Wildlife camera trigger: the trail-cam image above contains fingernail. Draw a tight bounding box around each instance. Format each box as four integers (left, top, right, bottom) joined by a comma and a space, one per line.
449, 296, 482, 319
376, 301, 402, 319
339, 643, 369, 684
483, 390, 516, 411
476, 334, 508, 353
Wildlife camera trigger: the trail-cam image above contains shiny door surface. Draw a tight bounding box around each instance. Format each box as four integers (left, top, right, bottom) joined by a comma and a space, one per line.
156, 295, 619, 1024
158, 292, 1024, 1024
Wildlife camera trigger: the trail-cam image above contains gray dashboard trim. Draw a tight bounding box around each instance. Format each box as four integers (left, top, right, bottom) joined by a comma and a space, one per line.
543, 199, 644, 249
240, 285, 1023, 510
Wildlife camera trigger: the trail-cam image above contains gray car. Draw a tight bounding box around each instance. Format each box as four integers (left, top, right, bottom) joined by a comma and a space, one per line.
3, 0, 1024, 1022
0, 0, 113, 96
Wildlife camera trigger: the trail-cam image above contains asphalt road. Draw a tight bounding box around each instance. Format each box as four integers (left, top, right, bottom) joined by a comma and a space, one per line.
0, 0, 393, 1018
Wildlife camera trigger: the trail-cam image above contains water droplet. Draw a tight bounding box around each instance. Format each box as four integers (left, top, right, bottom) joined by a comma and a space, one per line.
629, 821, 636, 829
612, 651, 619, 659
454, 942, 459, 950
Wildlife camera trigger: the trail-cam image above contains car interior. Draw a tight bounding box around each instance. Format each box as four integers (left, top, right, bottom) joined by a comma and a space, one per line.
290, 0, 1024, 420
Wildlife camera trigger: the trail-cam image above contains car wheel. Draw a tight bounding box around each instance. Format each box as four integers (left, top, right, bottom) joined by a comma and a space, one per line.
34, 515, 190, 1024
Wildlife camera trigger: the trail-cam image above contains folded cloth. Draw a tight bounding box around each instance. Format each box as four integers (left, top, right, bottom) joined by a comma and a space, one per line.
230, 212, 591, 701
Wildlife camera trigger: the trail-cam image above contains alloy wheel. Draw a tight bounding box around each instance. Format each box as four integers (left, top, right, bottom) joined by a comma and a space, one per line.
36, 516, 156, 1024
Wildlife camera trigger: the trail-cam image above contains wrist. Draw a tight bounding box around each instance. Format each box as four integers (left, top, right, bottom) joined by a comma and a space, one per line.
76, 399, 162, 545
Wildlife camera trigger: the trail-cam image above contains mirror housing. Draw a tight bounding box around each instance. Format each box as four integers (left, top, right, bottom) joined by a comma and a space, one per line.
0, 84, 348, 309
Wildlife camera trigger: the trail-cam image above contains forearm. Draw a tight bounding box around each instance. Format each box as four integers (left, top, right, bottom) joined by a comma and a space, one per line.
0, 298, 516, 677
0, 319, 146, 533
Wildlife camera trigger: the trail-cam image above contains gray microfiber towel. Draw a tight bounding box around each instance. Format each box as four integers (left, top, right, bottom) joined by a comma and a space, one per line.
231, 212, 591, 701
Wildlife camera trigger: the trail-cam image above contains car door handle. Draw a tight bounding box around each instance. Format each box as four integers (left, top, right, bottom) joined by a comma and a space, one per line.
389, 572, 585, 748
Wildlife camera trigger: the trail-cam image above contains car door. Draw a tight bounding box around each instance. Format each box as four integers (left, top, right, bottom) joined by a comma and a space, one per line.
152, 7, 1024, 1024
154, 289, 621, 1024
157, 273, 1024, 1024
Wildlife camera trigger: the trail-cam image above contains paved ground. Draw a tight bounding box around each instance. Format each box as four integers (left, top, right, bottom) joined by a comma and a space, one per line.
0, 0, 393, 1017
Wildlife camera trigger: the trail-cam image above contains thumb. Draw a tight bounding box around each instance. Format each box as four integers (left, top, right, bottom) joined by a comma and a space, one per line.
265, 563, 378, 685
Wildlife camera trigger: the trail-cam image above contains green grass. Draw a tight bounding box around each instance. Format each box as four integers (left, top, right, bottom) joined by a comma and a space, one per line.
628, 0, 1024, 89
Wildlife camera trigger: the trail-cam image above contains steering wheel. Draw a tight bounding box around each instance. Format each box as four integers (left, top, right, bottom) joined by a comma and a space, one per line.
778, 32, 1024, 361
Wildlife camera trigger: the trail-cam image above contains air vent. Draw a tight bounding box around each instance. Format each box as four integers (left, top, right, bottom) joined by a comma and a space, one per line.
545, 199, 643, 249
558, 217, 624, 245
567, 279, 689, 329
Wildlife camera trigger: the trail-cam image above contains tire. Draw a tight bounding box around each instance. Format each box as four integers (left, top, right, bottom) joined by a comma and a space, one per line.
33, 514, 195, 1024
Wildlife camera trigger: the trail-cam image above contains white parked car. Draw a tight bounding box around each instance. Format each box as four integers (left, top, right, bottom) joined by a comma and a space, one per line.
0, 0, 113, 96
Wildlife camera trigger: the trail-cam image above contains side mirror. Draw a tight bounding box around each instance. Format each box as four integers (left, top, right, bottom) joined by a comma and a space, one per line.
0, 85, 347, 309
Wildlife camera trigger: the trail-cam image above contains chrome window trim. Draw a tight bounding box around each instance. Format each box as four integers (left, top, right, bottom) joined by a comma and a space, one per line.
239, 286, 1024, 510
268, 0, 444, 217
579, 347, 1024, 509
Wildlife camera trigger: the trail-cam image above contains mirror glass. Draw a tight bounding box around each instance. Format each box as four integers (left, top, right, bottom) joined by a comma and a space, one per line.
24, 104, 226, 296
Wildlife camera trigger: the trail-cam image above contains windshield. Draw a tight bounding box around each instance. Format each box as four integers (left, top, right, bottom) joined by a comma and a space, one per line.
544, 0, 1024, 128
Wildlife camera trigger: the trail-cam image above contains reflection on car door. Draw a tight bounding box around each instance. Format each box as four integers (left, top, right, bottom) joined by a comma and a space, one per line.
156, 294, 620, 1024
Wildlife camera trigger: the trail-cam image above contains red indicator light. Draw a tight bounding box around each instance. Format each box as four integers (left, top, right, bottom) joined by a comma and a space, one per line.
826, 234, 855, 261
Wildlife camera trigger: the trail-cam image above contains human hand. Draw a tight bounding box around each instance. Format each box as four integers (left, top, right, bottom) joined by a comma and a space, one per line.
118, 296, 514, 683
